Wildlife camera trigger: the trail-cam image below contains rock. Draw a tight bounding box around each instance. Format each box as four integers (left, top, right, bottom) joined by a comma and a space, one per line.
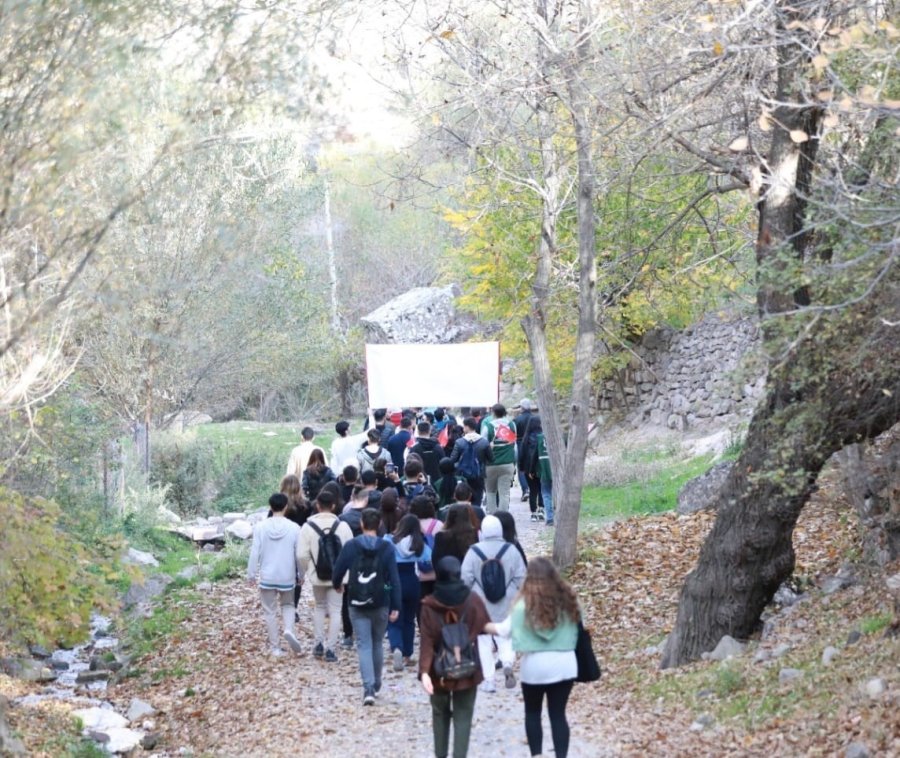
773, 583, 803, 606
73, 707, 128, 731
123, 547, 159, 567
886, 573, 900, 592
126, 698, 157, 722
201, 543, 219, 553
28, 644, 50, 659
677, 460, 733, 514
0, 657, 55, 683
196, 581, 213, 592
176, 565, 201, 581
86, 729, 110, 744
76, 670, 110, 684
772, 643, 791, 658
846, 630, 862, 646
696, 688, 714, 699
845, 741, 870, 758
360, 284, 466, 344
190, 526, 224, 542
123, 573, 173, 608
702, 635, 745, 662
50, 659, 70, 671
0, 695, 26, 756
779, 667, 803, 683
104, 727, 145, 754
822, 646, 839, 666
141, 732, 162, 750
689, 713, 715, 731
820, 574, 855, 595
863, 678, 885, 698
225, 519, 253, 540
753, 648, 771, 664
222, 512, 246, 522
157, 506, 182, 525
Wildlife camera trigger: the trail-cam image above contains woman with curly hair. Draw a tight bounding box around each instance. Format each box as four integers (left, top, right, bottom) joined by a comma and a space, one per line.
485, 556, 580, 758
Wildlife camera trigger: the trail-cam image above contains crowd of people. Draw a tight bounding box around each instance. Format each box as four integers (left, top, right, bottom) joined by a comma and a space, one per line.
246, 404, 582, 758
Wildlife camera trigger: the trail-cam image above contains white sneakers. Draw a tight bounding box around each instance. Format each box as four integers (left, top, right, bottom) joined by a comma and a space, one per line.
284, 630, 303, 654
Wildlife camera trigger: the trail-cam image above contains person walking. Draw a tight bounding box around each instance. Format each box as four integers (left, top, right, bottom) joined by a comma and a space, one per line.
520, 414, 545, 521
481, 403, 517, 514
246, 493, 304, 657
449, 417, 493, 507
535, 427, 554, 526
484, 556, 580, 758
331, 508, 401, 705
432, 502, 479, 566
409, 421, 444, 484
388, 514, 432, 671
286, 426, 328, 478
357, 428, 392, 474
298, 491, 354, 662
513, 399, 535, 500
419, 556, 491, 758
461, 514, 526, 692
331, 420, 368, 473
302, 448, 337, 502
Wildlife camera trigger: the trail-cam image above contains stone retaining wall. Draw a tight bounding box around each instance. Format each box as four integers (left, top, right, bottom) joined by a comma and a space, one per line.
599, 313, 766, 430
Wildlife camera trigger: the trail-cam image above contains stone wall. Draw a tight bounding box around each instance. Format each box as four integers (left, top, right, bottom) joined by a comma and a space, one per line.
598, 313, 766, 431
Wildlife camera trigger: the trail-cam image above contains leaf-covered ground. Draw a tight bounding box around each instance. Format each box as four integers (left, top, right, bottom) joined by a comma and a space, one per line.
4, 477, 898, 756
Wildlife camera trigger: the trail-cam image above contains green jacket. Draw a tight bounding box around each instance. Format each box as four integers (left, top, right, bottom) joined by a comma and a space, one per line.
509, 599, 577, 652
536, 433, 552, 484
483, 417, 517, 465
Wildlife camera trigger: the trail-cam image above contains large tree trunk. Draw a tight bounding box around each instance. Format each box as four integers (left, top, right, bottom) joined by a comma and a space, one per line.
661, 265, 900, 668
661, 0, 853, 668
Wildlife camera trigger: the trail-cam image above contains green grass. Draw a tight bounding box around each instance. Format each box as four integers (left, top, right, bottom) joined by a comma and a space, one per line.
124, 595, 191, 659
859, 613, 892, 635
581, 454, 715, 520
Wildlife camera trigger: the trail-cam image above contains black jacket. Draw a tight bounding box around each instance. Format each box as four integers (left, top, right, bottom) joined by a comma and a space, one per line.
409, 437, 444, 484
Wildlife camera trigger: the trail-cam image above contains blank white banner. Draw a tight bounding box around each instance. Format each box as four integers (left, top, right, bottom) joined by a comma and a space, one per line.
365, 342, 500, 408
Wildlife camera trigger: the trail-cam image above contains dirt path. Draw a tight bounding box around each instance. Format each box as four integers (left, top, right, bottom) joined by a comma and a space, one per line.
114, 485, 608, 757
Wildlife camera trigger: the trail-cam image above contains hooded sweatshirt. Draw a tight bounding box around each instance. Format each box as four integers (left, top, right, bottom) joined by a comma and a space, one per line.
246, 515, 302, 590
460, 515, 526, 621
298, 512, 354, 587
450, 431, 493, 475
506, 599, 578, 652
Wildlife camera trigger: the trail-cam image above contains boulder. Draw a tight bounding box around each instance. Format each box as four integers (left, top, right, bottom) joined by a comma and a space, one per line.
360, 285, 467, 344
778, 667, 803, 683
772, 643, 791, 659
863, 678, 885, 698
822, 646, 839, 666
222, 512, 246, 523
702, 635, 745, 662
103, 727, 145, 754
0, 657, 55, 683
123, 547, 159, 568
73, 707, 128, 731
157, 506, 182, 525
126, 698, 157, 722
225, 519, 253, 540
677, 460, 733, 514
845, 741, 871, 758
123, 573, 173, 608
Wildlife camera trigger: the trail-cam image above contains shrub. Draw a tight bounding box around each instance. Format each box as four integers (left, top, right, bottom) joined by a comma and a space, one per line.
0, 487, 119, 648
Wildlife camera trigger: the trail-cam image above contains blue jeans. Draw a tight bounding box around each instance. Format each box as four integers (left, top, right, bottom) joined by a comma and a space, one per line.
349, 605, 389, 693
541, 479, 554, 523
387, 564, 419, 658
518, 469, 529, 493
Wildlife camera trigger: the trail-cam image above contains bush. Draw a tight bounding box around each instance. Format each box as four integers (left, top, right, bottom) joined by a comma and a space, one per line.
150, 432, 216, 516
0, 487, 119, 648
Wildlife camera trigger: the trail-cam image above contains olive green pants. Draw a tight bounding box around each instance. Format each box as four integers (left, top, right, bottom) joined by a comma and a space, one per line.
430, 686, 477, 758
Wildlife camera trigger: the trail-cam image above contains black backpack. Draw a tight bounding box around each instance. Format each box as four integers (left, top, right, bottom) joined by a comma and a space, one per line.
347, 541, 387, 608
433, 596, 479, 681
456, 439, 482, 480
471, 543, 511, 603
307, 521, 342, 581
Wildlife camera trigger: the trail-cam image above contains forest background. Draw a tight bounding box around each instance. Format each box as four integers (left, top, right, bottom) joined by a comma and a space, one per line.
0, 0, 897, 751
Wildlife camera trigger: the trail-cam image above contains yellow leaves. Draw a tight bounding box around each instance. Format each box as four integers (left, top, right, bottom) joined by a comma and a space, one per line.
789, 129, 809, 144
758, 110, 773, 132
438, 29, 455, 40
728, 136, 748, 152
712, 41, 725, 57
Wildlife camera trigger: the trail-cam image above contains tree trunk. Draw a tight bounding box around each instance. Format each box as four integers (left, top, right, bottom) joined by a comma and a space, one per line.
661, 267, 900, 668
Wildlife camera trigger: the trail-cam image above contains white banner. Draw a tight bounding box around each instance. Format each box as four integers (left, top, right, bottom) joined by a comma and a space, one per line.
365, 342, 500, 408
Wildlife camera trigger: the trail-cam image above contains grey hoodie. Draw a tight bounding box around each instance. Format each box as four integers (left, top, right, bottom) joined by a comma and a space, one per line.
246, 515, 302, 590
460, 515, 526, 621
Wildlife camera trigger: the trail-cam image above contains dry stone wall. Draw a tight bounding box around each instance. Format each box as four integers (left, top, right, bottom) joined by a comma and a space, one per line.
599, 313, 766, 431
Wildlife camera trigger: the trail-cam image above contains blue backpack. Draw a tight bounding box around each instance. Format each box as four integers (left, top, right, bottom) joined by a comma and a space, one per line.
456, 439, 482, 480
